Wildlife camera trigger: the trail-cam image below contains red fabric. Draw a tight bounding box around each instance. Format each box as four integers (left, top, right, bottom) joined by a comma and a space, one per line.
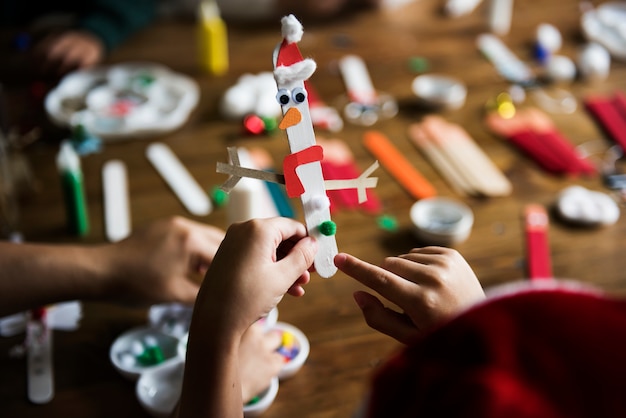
367, 288, 626, 418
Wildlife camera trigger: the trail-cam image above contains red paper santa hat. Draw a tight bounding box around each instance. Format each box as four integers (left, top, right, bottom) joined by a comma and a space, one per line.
366, 282, 626, 418
273, 15, 316, 85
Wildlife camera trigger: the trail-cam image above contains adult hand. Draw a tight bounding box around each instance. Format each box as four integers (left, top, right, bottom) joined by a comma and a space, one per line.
335, 247, 485, 344
101, 216, 225, 306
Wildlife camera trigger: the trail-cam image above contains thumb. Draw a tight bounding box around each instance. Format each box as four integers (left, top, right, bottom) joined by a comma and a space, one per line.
278, 236, 317, 280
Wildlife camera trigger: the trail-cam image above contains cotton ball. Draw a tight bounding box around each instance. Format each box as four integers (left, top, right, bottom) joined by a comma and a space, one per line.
536, 23, 562, 53
545, 55, 577, 83
308, 195, 330, 212
578, 43, 611, 81
220, 82, 256, 119
556, 185, 619, 226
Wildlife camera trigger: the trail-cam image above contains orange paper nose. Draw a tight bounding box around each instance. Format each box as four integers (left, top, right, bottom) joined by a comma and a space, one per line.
279, 107, 302, 130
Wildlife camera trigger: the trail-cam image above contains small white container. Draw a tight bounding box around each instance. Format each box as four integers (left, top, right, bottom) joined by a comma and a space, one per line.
411, 74, 467, 110
410, 197, 474, 245
243, 377, 279, 417
136, 357, 185, 418
274, 322, 310, 380
110, 327, 182, 380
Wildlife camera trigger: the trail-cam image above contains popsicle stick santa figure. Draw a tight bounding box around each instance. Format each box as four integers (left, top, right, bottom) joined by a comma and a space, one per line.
217, 15, 378, 278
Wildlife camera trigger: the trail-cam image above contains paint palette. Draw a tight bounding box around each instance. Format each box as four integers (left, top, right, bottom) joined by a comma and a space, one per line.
45, 62, 199, 140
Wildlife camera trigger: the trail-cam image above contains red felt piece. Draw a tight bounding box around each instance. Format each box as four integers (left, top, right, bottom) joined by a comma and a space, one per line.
282, 145, 324, 198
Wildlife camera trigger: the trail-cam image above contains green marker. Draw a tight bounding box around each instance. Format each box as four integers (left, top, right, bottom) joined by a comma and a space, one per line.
56, 142, 89, 236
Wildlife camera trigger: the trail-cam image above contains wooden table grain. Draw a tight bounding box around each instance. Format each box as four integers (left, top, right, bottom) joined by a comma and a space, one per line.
2, 1, 626, 416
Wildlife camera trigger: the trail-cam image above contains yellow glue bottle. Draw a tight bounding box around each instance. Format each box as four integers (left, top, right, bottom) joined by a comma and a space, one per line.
198, 0, 228, 76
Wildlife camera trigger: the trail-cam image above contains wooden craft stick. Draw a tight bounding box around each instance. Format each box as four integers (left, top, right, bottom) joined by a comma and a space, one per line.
524, 204, 553, 280
363, 130, 436, 200
338, 55, 378, 105
102, 160, 131, 242
146, 143, 212, 216
421, 116, 512, 196
408, 123, 473, 196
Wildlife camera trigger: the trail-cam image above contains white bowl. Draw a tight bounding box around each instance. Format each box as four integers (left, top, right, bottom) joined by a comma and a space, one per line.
243, 377, 279, 417
110, 326, 182, 380
410, 197, 474, 245
411, 74, 467, 110
136, 357, 185, 418
273, 322, 310, 380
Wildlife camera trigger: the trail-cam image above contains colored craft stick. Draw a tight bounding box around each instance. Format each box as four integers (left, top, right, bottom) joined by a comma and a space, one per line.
363, 130, 436, 200
524, 204, 553, 280
410, 116, 512, 197
486, 108, 596, 176
585, 94, 626, 151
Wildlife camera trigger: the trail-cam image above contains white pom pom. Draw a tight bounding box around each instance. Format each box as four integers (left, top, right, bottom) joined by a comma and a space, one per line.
546, 55, 576, 83
578, 43, 611, 81
281, 14, 304, 43
536, 23, 562, 53
556, 186, 619, 226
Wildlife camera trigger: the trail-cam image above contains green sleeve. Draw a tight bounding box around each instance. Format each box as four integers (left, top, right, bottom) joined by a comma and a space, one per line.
77, 0, 157, 52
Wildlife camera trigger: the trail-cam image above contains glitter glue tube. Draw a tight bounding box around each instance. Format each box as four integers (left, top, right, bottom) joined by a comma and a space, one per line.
198, 0, 228, 76
56, 142, 89, 236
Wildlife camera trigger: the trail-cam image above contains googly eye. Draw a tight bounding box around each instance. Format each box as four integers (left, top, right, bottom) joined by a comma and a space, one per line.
292, 87, 307, 104
276, 89, 291, 105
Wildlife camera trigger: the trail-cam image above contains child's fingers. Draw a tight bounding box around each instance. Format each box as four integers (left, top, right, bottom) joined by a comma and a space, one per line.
278, 236, 317, 280
353, 291, 419, 344
335, 253, 415, 308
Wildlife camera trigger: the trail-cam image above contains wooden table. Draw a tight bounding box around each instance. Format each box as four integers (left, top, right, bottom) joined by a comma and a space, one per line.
2, 0, 626, 416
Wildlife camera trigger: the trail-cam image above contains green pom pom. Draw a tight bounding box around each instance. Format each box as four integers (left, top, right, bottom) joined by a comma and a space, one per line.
210, 186, 229, 207
377, 215, 398, 231
408, 56, 429, 73
261, 116, 278, 133
318, 220, 337, 236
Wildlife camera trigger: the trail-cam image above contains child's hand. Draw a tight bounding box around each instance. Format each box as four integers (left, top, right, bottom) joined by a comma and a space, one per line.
32, 30, 104, 76
335, 247, 485, 344
239, 322, 284, 403
196, 217, 317, 336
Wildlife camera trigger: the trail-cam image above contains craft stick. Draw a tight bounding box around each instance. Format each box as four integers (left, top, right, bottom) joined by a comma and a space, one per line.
476, 33, 534, 85
614, 91, 626, 118
102, 160, 131, 242
420, 116, 512, 196
363, 130, 436, 200
225, 148, 280, 224
585, 95, 626, 151
524, 204, 553, 280
486, 108, 595, 176
508, 130, 569, 173
536, 130, 596, 176
146, 143, 212, 216
338, 55, 378, 105
273, 15, 338, 278
408, 123, 473, 196
27, 317, 54, 404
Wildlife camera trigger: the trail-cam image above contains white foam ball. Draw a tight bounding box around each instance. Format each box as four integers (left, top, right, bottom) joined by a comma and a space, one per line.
546, 55, 577, 83
556, 186, 619, 226
578, 43, 611, 81
536, 23, 562, 53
